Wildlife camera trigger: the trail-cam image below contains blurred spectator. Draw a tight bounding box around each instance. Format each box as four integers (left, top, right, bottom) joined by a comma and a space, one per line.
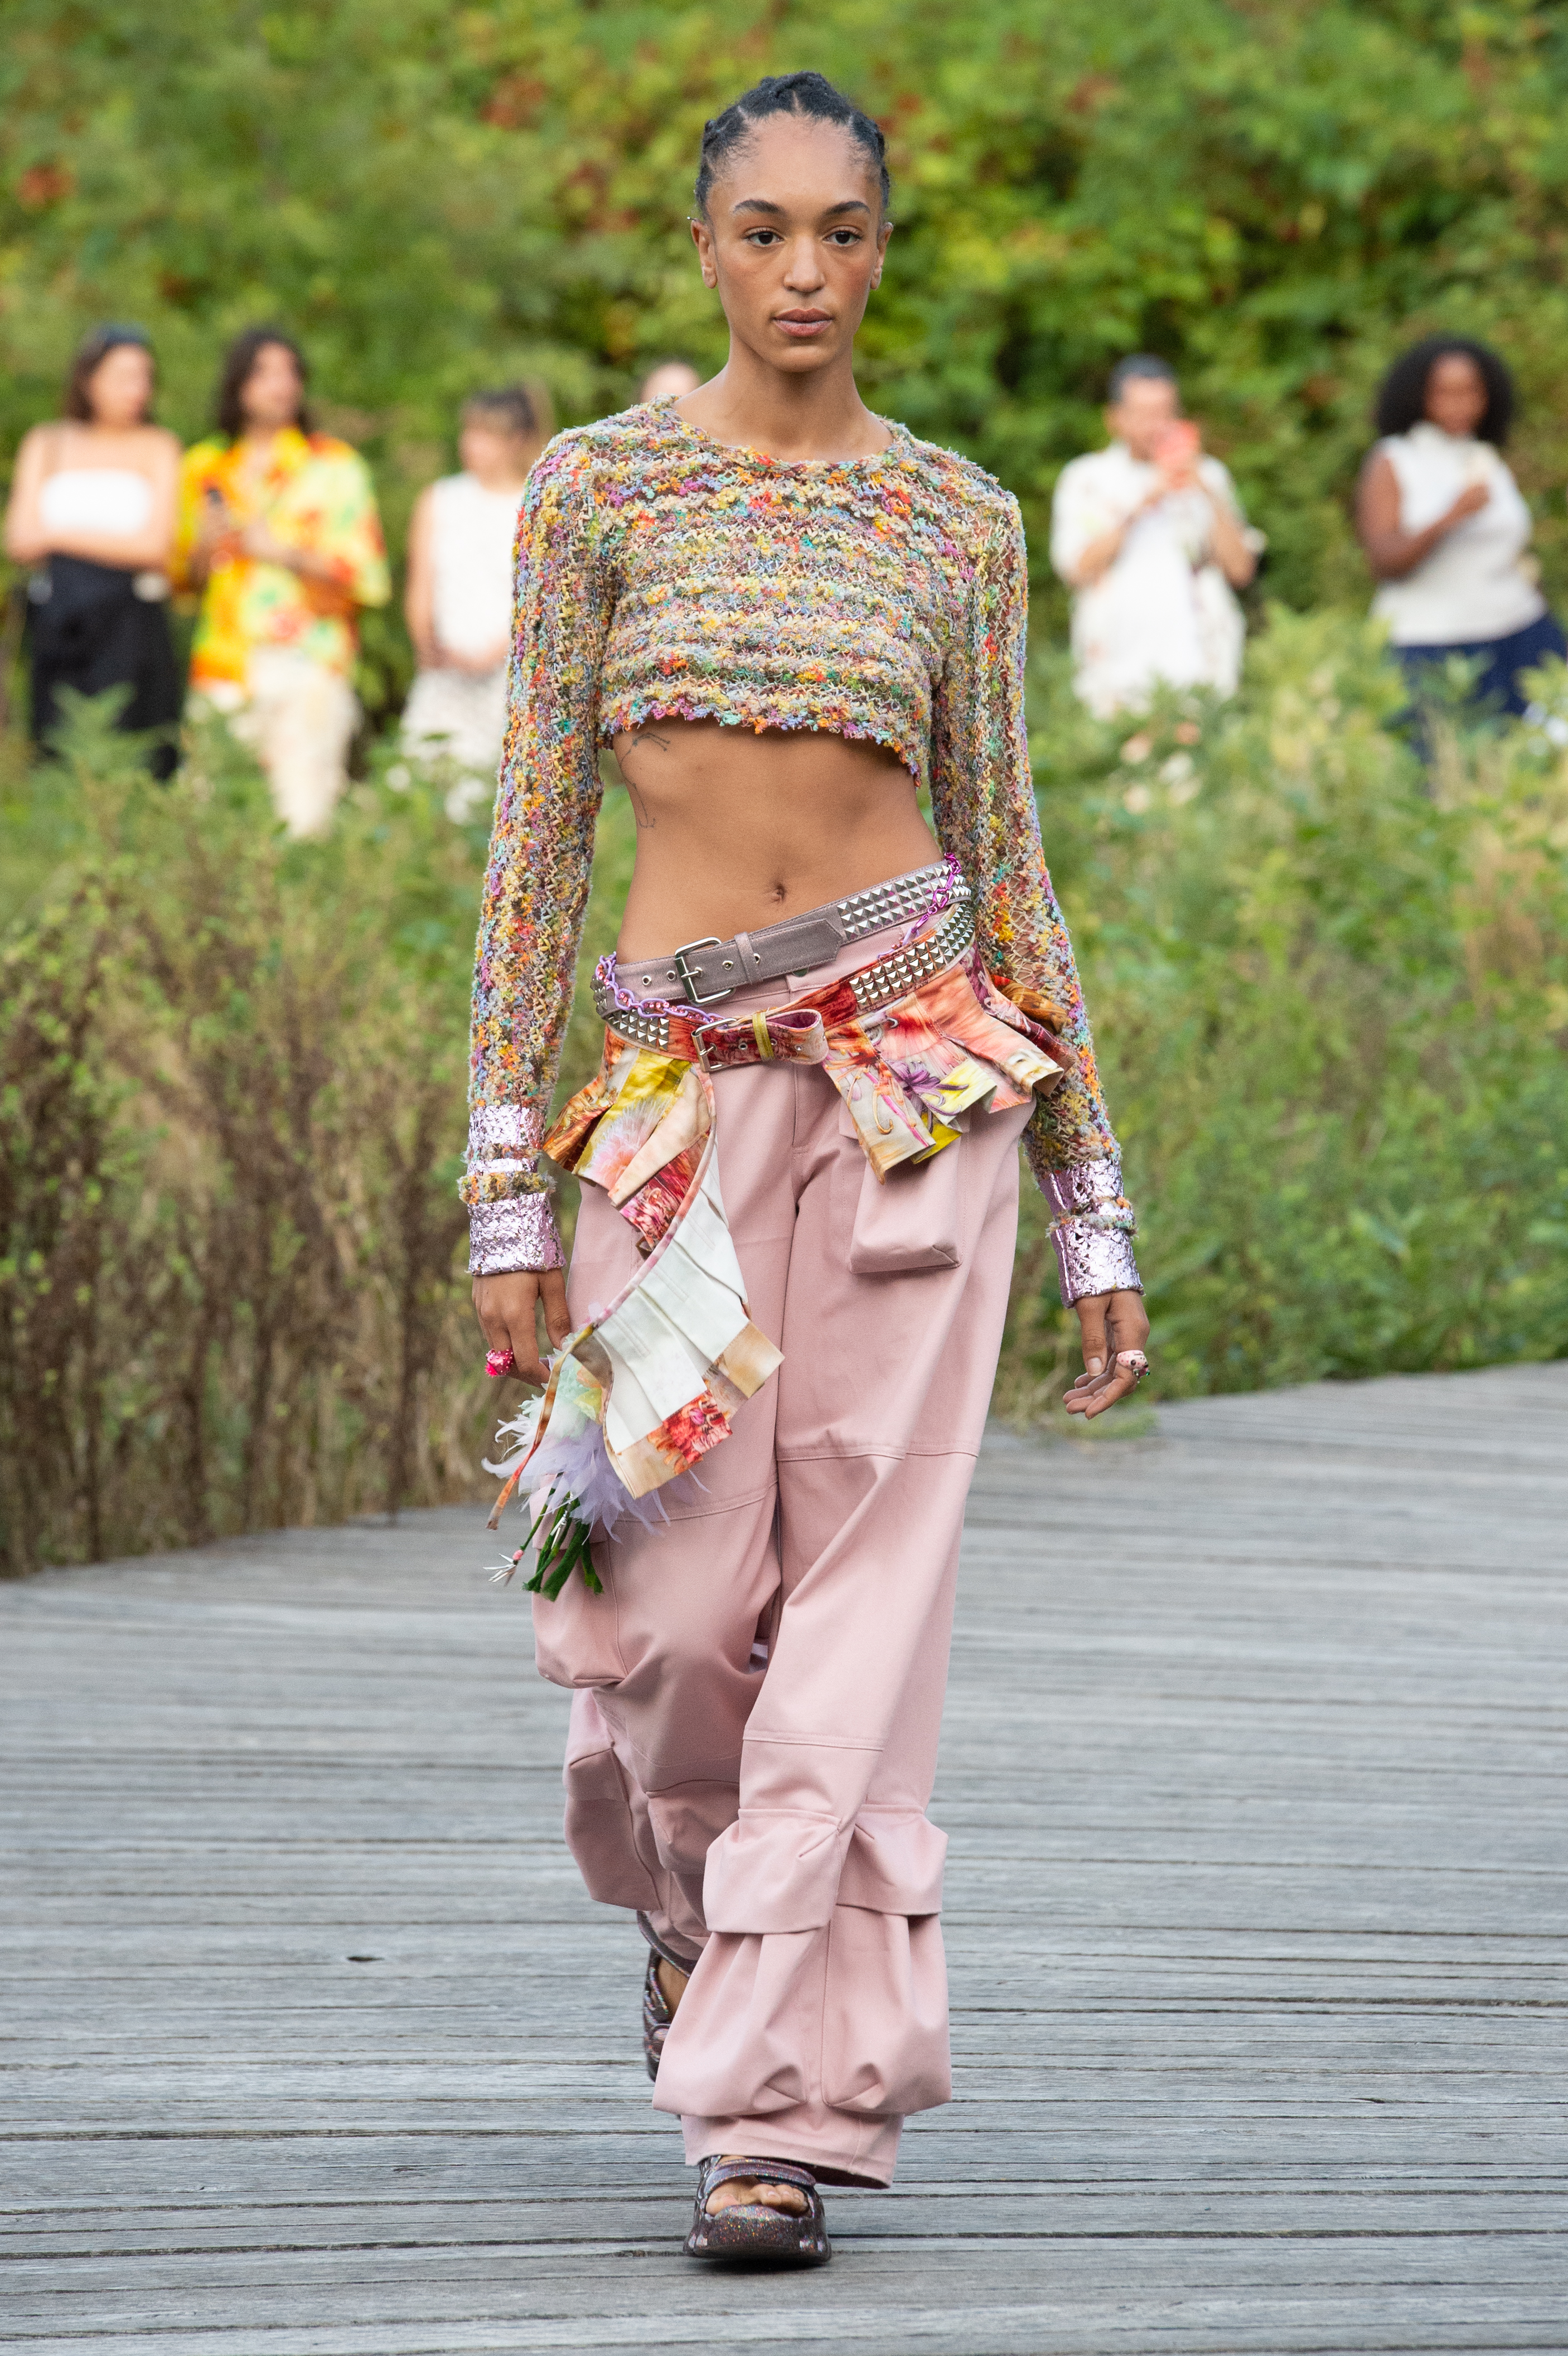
401, 385, 548, 817
638, 359, 702, 403
172, 328, 389, 837
3, 324, 181, 776
1357, 337, 1564, 720
1051, 356, 1260, 718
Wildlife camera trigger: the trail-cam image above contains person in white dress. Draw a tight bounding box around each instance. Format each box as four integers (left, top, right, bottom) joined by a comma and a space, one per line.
3, 325, 182, 774
1356, 337, 1564, 720
402, 387, 548, 816
1050, 356, 1261, 719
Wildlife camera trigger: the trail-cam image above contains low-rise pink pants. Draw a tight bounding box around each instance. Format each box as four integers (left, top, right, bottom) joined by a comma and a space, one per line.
534, 926, 1033, 2185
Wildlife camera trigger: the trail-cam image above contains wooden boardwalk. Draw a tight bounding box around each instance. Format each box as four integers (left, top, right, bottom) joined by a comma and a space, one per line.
3, 1364, 1566, 2354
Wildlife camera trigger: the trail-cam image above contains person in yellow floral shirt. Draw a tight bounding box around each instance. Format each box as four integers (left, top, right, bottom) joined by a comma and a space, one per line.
172, 329, 389, 835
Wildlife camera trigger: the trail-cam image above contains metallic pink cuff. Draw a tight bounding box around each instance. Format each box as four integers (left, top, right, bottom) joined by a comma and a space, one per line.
1051, 1220, 1141, 1304
1042, 1155, 1141, 1304
467, 1102, 545, 1161
468, 1193, 565, 1276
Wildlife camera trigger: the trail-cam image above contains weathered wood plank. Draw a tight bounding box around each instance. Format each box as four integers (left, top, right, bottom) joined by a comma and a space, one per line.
2, 1364, 1566, 2353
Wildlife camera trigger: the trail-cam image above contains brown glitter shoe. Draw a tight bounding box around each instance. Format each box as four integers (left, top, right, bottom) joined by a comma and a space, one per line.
642, 1946, 673, 2081
683, 2156, 831, 2266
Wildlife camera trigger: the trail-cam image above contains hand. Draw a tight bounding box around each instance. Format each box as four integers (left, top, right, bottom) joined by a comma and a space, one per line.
1063, 1288, 1151, 1420
473, 1269, 572, 1386
1447, 481, 1490, 525
239, 518, 296, 568
454, 637, 511, 676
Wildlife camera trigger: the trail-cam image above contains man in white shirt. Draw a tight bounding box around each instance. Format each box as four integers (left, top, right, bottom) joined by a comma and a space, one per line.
1051, 356, 1261, 718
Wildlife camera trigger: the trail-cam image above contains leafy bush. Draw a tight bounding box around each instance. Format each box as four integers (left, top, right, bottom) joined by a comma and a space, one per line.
999, 609, 1568, 1418
6, 612, 1567, 1566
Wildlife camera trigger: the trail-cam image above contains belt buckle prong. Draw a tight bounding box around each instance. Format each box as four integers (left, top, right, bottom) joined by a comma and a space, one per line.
673, 935, 732, 1005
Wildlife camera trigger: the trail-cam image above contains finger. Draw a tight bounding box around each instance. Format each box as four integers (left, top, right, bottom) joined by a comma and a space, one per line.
506, 1317, 550, 1387
1076, 1294, 1109, 1377
540, 1269, 573, 1349
472, 1288, 513, 1353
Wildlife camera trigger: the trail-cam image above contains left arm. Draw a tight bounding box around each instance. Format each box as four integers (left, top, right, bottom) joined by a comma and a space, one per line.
1201, 473, 1257, 589
930, 494, 1148, 1415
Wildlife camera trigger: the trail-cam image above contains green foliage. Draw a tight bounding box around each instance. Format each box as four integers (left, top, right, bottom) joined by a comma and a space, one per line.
997, 612, 1568, 1420
9, 0, 1568, 649
7, 617, 1567, 1564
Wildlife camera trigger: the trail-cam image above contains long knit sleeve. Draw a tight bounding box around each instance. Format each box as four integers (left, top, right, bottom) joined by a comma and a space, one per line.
464, 441, 612, 1274
930, 497, 1140, 1300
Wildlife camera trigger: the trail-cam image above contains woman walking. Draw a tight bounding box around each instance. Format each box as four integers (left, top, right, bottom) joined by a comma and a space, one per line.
468, 71, 1147, 2264
402, 386, 547, 816
1357, 336, 1565, 720
172, 329, 389, 836
4, 325, 181, 776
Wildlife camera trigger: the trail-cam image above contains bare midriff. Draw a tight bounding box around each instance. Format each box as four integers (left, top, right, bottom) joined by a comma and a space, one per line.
611, 717, 938, 960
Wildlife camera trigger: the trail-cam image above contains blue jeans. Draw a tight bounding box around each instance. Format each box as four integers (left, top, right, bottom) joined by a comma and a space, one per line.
1397, 608, 1568, 722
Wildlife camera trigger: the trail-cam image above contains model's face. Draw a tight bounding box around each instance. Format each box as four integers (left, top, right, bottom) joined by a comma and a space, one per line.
1109, 378, 1180, 463
240, 342, 305, 431
86, 344, 154, 428
690, 116, 891, 380
459, 417, 534, 486
1425, 353, 1488, 438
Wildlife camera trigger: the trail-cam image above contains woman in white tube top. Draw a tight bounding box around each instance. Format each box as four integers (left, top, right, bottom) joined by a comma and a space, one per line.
1357, 336, 1565, 723
402, 386, 547, 817
4, 325, 182, 776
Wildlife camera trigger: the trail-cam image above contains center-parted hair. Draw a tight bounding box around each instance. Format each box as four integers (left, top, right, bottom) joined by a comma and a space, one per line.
695, 71, 891, 217
214, 326, 312, 443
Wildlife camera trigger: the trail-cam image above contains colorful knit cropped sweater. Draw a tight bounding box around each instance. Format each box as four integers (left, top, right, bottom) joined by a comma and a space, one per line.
466, 403, 1139, 1299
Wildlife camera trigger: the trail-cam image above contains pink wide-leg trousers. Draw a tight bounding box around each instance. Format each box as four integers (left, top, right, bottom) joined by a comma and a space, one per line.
533, 927, 1033, 2185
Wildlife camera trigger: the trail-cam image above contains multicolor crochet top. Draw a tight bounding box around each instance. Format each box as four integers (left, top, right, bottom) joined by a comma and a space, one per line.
466, 403, 1138, 1299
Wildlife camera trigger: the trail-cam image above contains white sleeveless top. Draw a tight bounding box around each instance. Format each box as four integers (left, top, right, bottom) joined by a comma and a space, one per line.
427, 472, 524, 662
1370, 424, 1545, 647
38, 466, 153, 539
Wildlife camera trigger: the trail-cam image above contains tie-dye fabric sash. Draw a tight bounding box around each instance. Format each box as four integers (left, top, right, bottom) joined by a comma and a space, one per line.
488, 941, 1073, 1583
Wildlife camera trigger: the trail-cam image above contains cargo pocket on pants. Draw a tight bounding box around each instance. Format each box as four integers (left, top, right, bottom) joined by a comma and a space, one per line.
838, 1099, 967, 1275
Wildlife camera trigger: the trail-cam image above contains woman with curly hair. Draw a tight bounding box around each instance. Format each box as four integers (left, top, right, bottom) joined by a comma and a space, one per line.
1358, 335, 1565, 720
467, 70, 1148, 2265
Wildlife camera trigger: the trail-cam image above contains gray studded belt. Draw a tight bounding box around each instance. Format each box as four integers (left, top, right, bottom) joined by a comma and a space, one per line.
601, 859, 969, 1011
593, 899, 979, 1055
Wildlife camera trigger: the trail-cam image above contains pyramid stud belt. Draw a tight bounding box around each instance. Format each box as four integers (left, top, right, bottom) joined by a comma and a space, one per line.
594, 900, 978, 1053
606, 859, 969, 1009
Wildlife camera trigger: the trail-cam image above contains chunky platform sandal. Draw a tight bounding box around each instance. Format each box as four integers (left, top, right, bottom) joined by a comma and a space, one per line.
684, 2156, 831, 2266
638, 1914, 696, 2082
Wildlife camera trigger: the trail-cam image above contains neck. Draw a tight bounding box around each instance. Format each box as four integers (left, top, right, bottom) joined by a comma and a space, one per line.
242, 423, 296, 450
680, 342, 887, 463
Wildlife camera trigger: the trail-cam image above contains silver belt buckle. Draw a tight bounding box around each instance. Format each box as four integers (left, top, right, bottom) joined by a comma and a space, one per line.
672, 935, 732, 1004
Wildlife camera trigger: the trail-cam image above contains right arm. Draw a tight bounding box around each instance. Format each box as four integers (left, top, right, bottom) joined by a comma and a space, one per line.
404, 485, 439, 667
3, 428, 55, 564
465, 439, 613, 1381
1052, 458, 1158, 592
1357, 447, 1488, 582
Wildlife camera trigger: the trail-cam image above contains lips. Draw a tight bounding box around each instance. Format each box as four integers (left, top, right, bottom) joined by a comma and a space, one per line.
776, 310, 831, 338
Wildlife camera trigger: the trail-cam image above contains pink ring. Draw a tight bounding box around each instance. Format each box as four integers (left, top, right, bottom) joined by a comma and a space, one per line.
486, 1348, 517, 1379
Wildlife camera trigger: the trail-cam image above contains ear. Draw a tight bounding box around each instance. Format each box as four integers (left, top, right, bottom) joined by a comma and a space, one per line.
870, 218, 893, 289
690, 214, 719, 291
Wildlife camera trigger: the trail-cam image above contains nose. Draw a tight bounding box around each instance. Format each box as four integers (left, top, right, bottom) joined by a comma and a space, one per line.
781, 234, 826, 294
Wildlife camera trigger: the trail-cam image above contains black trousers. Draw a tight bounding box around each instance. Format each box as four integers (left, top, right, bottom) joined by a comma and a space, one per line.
28, 556, 182, 780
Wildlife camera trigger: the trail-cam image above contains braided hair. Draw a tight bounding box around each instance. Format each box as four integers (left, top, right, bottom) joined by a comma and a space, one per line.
694, 72, 890, 217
